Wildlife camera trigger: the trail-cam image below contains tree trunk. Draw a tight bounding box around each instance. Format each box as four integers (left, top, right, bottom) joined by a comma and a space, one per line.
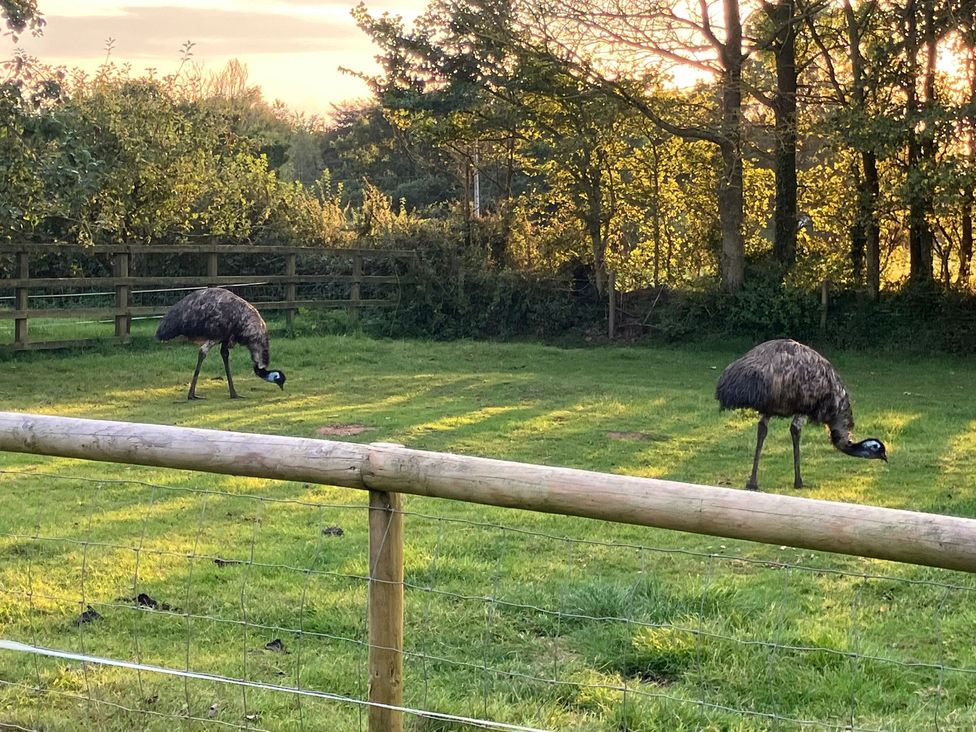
767, 0, 799, 269
472, 144, 481, 219
462, 157, 472, 249
906, 147, 933, 286
863, 151, 881, 298
850, 161, 865, 281
718, 0, 746, 293
490, 135, 517, 267
588, 210, 608, 296
906, 0, 935, 287
960, 41, 976, 287
651, 142, 662, 287
718, 138, 745, 292
842, 0, 881, 298
960, 189, 973, 286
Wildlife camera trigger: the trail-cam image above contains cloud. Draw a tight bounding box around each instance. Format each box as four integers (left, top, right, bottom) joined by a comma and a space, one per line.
3, 3, 415, 115
12, 6, 370, 58
273, 0, 421, 10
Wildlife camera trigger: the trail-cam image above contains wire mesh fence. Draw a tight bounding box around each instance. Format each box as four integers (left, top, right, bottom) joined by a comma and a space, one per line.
1, 465, 976, 731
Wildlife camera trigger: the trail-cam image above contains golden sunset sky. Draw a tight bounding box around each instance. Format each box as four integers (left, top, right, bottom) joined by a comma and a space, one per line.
8, 0, 424, 117
9, 3, 967, 121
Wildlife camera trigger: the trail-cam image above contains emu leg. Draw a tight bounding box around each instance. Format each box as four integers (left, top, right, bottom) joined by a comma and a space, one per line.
790, 415, 805, 489
188, 341, 215, 400
220, 342, 242, 399
746, 415, 770, 491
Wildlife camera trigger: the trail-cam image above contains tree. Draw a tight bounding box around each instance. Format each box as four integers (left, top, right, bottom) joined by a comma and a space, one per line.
526, 0, 749, 292
1, 51, 336, 246
805, 0, 886, 297
902, 0, 937, 286
955, 4, 976, 284
1, 0, 43, 39
320, 101, 458, 209
753, 0, 803, 269
356, 0, 661, 292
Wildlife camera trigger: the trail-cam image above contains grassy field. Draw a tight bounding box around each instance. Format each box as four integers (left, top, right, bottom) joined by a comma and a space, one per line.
1, 329, 976, 731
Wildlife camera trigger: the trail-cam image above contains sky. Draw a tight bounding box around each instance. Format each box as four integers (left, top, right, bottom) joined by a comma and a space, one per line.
12, 3, 966, 122
7, 0, 425, 118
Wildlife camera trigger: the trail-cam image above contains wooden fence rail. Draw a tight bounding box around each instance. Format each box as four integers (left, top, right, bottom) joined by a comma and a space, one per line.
2, 411, 975, 572
4, 411, 976, 729
0, 243, 417, 350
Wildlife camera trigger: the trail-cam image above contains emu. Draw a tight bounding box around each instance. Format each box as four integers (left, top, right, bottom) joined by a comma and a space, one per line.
155, 287, 286, 400
716, 339, 886, 491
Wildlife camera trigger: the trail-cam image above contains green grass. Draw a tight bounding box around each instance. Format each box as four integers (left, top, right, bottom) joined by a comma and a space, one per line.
2, 332, 976, 731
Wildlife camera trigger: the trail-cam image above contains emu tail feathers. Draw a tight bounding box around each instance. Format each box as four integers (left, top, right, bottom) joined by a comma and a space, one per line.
715, 364, 768, 412
154, 313, 180, 341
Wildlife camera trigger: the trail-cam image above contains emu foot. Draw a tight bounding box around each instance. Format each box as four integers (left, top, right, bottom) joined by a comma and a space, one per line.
745, 481, 759, 491
187, 394, 205, 401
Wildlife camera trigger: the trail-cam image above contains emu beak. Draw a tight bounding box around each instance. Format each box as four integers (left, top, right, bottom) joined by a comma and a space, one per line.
279, 383, 285, 390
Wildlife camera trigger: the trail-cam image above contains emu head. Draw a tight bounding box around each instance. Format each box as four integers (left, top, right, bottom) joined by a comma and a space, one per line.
853, 438, 887, 462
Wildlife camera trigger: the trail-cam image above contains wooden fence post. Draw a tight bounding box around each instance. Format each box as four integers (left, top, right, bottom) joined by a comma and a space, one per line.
14, 251, 29, 346
113, 250, 131, 342
207, 251, 218, 285
368, 489, 404, 732
350, 254, 362, 327
608, 271, 616, 340
285, 252, 297, 333
820, 279, 829, 333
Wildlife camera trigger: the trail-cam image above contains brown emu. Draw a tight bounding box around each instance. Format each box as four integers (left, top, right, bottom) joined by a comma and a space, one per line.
155, 287, 286, 400
715, 339, 886, 491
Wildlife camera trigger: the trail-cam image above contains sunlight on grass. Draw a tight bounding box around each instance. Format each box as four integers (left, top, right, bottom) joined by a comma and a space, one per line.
403, 405, 523, 440
939, 420, 976, 474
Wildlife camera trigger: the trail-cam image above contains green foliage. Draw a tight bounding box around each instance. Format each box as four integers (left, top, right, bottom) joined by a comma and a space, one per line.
0, 56, 337, 246
826, 286, 976, 354
8, 0, 976, 344
371, 217, 597, 339
721, 273, 822, 341
636, 273, 820, 344
628, 278, 976, 354
320, 102, 458, 210
0, 0, 43, 39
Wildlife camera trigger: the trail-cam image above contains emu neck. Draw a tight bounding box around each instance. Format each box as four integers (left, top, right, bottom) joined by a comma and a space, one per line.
245, 337, 270, 372
828, 398, 856, 453
830, 427, 862, 457
832, 431, 858, 456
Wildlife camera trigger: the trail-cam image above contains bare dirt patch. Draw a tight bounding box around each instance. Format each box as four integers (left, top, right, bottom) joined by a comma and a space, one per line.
316, 424, 374, 437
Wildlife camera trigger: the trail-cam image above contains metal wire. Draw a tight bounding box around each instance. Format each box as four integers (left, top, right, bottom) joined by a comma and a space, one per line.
1, 466, 973, 732
6, 468, 975, 592
0, 642, 553, 732
0, 281, 271, 302
0, 675, 275, 731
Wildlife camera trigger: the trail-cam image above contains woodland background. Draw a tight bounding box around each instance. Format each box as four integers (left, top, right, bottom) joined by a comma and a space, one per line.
3, 0, 976, 348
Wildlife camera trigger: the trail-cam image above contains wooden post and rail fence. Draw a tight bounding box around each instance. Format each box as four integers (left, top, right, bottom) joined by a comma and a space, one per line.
0, 243, 417, 350
2, 411, 976, 730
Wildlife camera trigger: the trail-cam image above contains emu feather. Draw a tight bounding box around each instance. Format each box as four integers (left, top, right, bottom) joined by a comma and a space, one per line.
156, 287, 286, 399
716, 339, 886, 490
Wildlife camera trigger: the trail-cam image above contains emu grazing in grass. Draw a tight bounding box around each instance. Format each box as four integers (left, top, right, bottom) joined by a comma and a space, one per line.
716, 339, 886, 491
155, 287, 286, 400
